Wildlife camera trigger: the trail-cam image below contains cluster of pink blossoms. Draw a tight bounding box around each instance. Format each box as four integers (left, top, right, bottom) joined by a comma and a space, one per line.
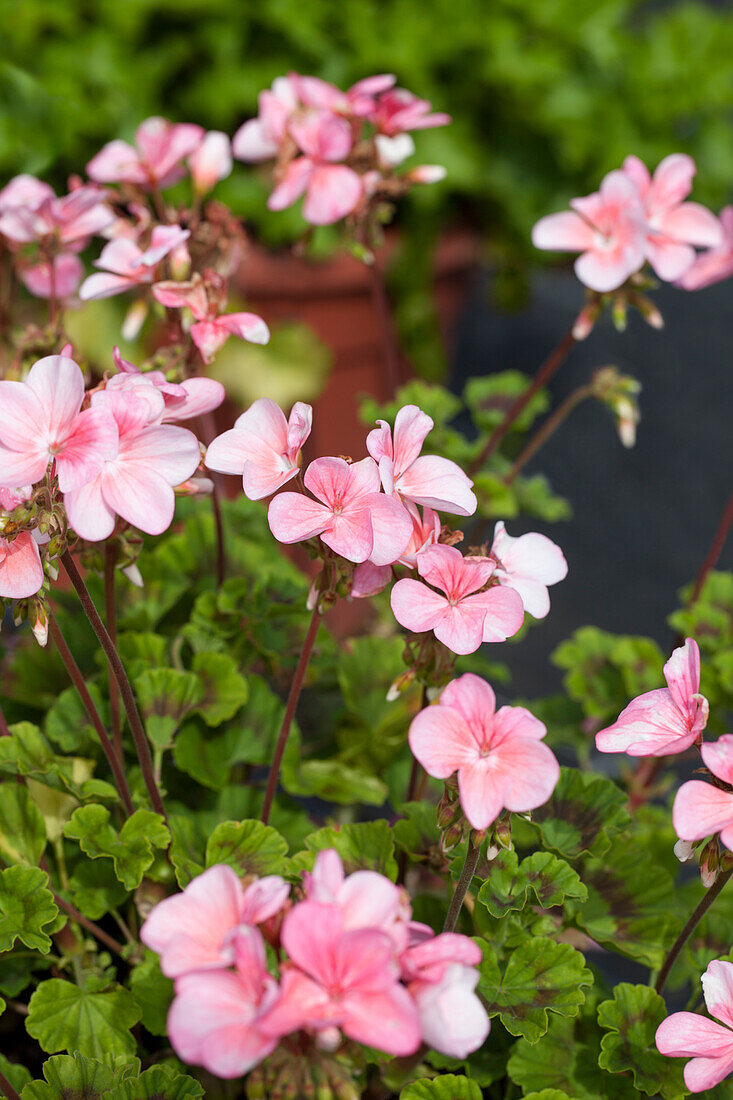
532, 154, 723, 292
140, 850, 489, 1077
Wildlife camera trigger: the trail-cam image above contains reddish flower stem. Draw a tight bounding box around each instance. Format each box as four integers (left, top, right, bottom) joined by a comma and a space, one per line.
0, 1069, 22, 1100
0, 702, 9, 738
52, 888, 126, 957
199, 411, 227, 587
655, 866, 733, 994
689, 487, 733, 604
104, 542, 122, 763
260, 605, 321, 825
61, 550, 167, 824
504, 383, 593, 487
443, 834, 480, 933
48, 609, 135, 817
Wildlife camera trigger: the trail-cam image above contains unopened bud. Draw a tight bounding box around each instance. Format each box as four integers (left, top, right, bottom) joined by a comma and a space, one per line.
494, 816, 512, 850
30, 603, 48, 647
189, 131, 233, 196
122, 299, 148, 342
441, 821, 465, 852
169, 241, 192, 282
122, 563, 143, 588
408, 164, 447, 185
315, 1026, 342, 1053
700, 838, 720, 888
572, 298, 601, 341
674, 839, 695, 863
612, 295, 628, 332
631, 292, 664, 330
386, 668, 416, 702
246, 1068, 266, 1100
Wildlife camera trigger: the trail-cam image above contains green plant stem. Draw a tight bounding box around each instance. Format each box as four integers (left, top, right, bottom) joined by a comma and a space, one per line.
367, 261, 402, 397
504, 383, 593, 486
468, 325, 576, 474
48, 609, 135, 817
443, 835, 480, 933
52, 889, 126, 958
655, 866, 733, 994
689, 486, 733, 604
405, 685, 429, 803
0, 1069, 23, 1100
61, 549, 167, 824
260, 604, 321, 825
104, 542, 122, 763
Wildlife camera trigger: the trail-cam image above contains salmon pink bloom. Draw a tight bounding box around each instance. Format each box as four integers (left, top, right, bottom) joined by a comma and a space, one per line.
0, 354, 117, 492
673, 736, 733, 851
294, 73, 397, 118
108, 347, 225, 423
261, 901, 421, 1056
678, 207, 733, 290
79, 225, 190, 301
64, 389, 200, 541
188, 131, 233, 195
401, 933, 489, 1058
656, 960, 733, 1092
0, 184, 113, 247
490, 521, 568, 619
371, 88, 451, 135
408, 673, 559, 829
18, 253, 84, 300
303, 849, 408, 949
390, 544, 524, 654
167, 925, 280, 1078
0, 533, 43, 599
268, 110, 362, 226
152, 278, 269, 364
87, 116, 204, 190
205, 398, 312, 500
141, 864, 289, 978
351, 503, 441, 598
268, 456, 412, 566
0, 174, 54, 214
367, 405, 476, 516
595, 637, 708, 756
622, 154, 722, 281
232, 77, 299, 162
532, 170, 646, 292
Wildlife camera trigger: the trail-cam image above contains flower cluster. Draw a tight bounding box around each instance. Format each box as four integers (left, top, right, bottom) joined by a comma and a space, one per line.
140, 850, 489, 1078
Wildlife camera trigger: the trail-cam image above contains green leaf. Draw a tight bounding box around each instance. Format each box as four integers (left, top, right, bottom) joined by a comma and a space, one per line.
400, 1077, 482, 1100
115, 633, 169, 679
597, 984, 686, 1099
128, 951, 173, 1037
479, 937, 592, 1042
67, 857, 129, 922
0, 723, 116, 802
1, 1053, 31, 1097
103, 1066, 204, 1100
26, 979, 141, 1057
134, 668, 203, 749
478, 850, 587, 919
294, 821, 398, 880
552, 628, 664, 723
205, 820, 288, 876
21, 1051, 131, 1100
669, 572, 733, 657
393, 801, 441, 864
284, 757, 388, 806
0, 782, 46, 865
190, 652, 248, 726
45, 685, 101, 754
522, 1093, 577, 1100
168, 814, 206, 888
0, 866, 58, 953
529, 767, 630, 860
64, 807, 169, 891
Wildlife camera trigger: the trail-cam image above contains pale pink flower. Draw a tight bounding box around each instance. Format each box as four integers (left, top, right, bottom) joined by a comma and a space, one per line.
87, 117, 204, 190
168, 925, 280, 1078
0, 174, 54, 214
303, 849, 408, 949
390, 544, 524, 655
673, 735, 733, 851
205, 398, 312, 500
351, 503, 441, 598
294, 73, 397, 118
260, 901, 421, 1056
622, 154, 722, 281
79, 225, 190, 300
408, 673, 559, 830
232, 77, 299, 161
18, 253, 84, 300
656, 959, 733, 1092
268, 456, 413, 567
188, 131, 233, 195
268, 109, 362, 226
64, 389, 200, 541
141, 864, 289, 979
0, 533, 44, 599
108, 347, 225, 423
401, 933, 489, 1058
0, 355, 117, 492
152, 278, 269, 364
532, 170, 646, 292
367, 405, 476, 516
489, 521, 568, 619
595, 637, 708, 756
370, 88, 451, 136
678, 207, 733, 290
0, 184, 113, 247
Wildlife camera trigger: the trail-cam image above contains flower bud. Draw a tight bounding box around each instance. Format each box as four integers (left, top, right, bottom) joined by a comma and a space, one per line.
189, 132, 233, 196
407, 164, 447, 185
30, 603, 48, 647
700, 838, 720, 888
122, 299, 148, 342
572, 298, 601, 341
386, 668, 415, 701
674, 839, 695, 863
494, 815, 512, 850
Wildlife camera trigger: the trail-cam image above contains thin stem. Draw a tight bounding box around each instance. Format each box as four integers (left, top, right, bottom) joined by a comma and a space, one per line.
443, 835, 480, 933
104, 543, 122, 764
0, 701, 9, 737
52, 890, 126, 958
0, 1068, 23, 1100
468, 325, 576, 474
200, 411, 227, 586
405, 685, 429, 803
367, 261, 402, 397
61, 550, 167, 824
48, 610, 135, 817
689, 487, 733, 604
261, 605, 321, 825
655, 866, 733, 994
504, 384, 593, 487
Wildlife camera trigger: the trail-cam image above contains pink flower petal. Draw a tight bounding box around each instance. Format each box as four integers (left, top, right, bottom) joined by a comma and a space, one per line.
701, 736, 733, 787
341, 985, 421, 1056
101, 463, 176, 536
397, 454, 477, 516
161, 377, 225, 422
531, 211, 596, 252
268, 491, 331, 544
121, 424, 200, 487
54, 405, 119, 493
390, 577, 450, 634
673, 780, 733, 844
703, 960, 733, 1031
366, 492, 413, 566
0, 533, 43, 599
433, 596, 488, 655
440, 673, 496, 742
64, 477, 117, 542
232, 118, 279, 162
595, 687, 697, 757
657, 202, 722, 248
477, 585, 525, 642
302, 165, 362, 225
408, 703, 478, 778
217, 311, 271, 345
79, 272, 137, 301
190, 320, 230, 364
648, 154, 696, 213
268, 158, 314, 212
457, 757, 508, 829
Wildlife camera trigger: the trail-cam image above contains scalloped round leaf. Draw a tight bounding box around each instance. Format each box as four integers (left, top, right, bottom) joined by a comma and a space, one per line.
597, 984, 686, 1099
478, 850, 587, 919
134, 668, 203, 749
0, 866, 58, 953
0, 783, 46, 865
291, 821, 398, 880
523, 1092, 577, 1100
44, 684, 104, 754
528, 767, 630, 860
26, 980, 141, 1057
64, 807, 170, 892
102, 1065, 203, 1100
284, 757, 388, 806
128, 951, 174, 1037
1, 1052, 31, 1097
400, 1075, 482, 1100
190, 651, 248, 726
205, 820, 288, 876
20, 1051, 132, 1100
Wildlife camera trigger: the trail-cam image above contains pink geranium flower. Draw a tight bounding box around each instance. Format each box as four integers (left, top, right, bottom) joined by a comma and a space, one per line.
188, 131, 232, 195
408, 673, 560, 829
673, 735, 733, 851
303, 849, 408, 949
0, 174, 54, 214
490, 521, 568, 619
79, 225, 190, 301
64, 389, 200, 541
268, 456, 413, 566
532, 170, 646, 292
401, 933, 489, 1058
0, 533, 44, 599
678, 206, 733, 290
367, 405, 476, 516
595, 637, 708, 757
622, 154, 722, 281
351, 503, 441, 598
205, 398, 312, 500
107, 348, 225, 423
0, 184, 113, 247
268, 109, 362, 226
0, 354, 117, 493
232, 77, 299, 162
260, 901, 422, 1056
390, 544, 524, 654
168, 925, 280, 1078
87, 116, 204, 190
656, 959, 733, 1092
141, 863, 289, 979
370, 88, 451, 136
294, 73, 397, 118
18, 253, 84, 300
152, 278, 270, 364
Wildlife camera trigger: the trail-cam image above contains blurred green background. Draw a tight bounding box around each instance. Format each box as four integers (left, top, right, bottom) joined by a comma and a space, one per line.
3, 0, 733, 256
